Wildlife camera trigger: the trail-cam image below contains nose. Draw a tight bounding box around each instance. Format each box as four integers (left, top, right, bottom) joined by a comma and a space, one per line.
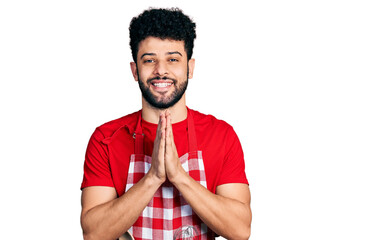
153, 61, 168, 76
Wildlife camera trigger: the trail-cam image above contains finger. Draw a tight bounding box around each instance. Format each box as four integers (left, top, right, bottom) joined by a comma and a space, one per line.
165, 111, 172, 146
153, 112, 165, 157
156, 112, 164, 137
167, 112, 176, 146
159, 113, 166, 147
156, 112, 167, 143
160, 113, 166, 142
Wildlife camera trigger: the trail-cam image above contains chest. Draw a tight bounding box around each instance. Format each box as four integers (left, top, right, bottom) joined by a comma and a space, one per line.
106, 128, 225, 197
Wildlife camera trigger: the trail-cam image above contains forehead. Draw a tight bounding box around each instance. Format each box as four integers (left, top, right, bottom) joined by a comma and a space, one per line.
137, 37, 186, 58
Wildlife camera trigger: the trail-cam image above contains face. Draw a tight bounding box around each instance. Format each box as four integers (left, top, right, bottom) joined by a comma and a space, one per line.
131, 37, 195, 109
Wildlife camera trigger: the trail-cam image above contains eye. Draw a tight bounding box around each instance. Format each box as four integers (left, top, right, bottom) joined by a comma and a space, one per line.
143, 59, 154, 63
169, 58, 178, 62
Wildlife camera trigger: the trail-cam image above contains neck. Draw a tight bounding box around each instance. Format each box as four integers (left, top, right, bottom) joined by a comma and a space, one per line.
141, 94, 188, 124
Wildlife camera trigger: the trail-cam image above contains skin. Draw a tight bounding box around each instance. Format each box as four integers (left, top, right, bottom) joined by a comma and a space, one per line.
81, 37, 252, 240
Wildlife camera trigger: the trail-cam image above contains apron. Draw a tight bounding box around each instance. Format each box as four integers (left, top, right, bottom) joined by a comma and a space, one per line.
125, 111, 214, 240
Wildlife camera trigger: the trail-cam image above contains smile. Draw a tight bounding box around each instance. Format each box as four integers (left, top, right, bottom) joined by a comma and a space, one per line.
152, 82, 173, 87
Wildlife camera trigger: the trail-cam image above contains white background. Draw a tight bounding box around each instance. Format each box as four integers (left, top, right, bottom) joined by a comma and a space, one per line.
1, 0, 375, 239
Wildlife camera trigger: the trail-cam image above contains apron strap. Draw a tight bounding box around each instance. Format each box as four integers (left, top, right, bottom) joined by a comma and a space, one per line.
187, 110, 198, 152
134, 112, 144, 155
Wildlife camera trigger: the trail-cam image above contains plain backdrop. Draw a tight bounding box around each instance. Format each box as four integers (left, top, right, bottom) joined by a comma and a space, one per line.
1, 0, 375, 239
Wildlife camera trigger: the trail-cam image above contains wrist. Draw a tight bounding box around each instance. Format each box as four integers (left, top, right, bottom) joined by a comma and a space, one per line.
145, 169, 165, 187
168, 166, 188, 186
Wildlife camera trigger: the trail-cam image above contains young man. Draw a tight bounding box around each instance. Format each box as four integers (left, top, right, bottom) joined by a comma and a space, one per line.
81, 8, 252, 240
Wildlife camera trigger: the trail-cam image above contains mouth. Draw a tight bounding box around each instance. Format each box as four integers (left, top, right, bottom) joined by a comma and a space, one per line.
148, 77, 176, 93
152, 82, 173, 88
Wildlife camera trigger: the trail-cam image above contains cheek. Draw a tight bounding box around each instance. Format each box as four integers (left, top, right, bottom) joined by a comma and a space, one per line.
172, 67, 188, 79
137, 67, 153, 80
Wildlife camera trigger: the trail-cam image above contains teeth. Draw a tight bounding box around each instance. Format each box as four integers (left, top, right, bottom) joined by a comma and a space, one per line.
153, 82, 172, 87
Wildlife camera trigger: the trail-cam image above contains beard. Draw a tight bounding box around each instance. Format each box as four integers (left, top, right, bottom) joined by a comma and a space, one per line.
137, 69, 189, 109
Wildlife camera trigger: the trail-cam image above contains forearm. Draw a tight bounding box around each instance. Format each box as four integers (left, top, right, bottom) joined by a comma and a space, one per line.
81, 173, 162, 240
171, 173, 251, 240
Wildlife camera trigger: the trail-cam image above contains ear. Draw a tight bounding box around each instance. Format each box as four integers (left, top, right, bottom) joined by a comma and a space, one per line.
130, 62, 138, 81
188, 58, 195, 79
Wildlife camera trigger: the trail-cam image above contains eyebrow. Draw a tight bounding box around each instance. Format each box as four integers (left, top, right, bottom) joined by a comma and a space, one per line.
140, 51, 183, 59
167, 51, 183, 56
140, 53, 156, 59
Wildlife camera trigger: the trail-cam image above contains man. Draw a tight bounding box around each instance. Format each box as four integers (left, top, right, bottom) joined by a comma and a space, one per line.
81, 8, 251, 240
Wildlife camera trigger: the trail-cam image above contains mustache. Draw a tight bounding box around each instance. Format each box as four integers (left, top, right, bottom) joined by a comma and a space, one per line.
147, 76, 177, 84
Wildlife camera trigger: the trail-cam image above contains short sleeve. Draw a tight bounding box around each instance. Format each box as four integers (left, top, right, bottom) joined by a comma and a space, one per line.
81, 128, 114, 189
217, 127, 249, 186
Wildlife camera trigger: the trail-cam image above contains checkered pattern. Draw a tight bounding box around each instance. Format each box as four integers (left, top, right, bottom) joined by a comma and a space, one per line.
125, 151, 212, 240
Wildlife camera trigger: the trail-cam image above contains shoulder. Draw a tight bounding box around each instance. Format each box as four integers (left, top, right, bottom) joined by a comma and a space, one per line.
92, 110, 140, 141
189, 108, 235, 135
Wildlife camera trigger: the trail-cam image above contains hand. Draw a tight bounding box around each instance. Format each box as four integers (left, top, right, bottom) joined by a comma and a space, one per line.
164, 111, 185, 183
148, 112, 167, 184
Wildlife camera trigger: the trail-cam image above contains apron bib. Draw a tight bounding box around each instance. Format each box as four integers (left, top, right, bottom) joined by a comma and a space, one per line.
125, 111, 214, 240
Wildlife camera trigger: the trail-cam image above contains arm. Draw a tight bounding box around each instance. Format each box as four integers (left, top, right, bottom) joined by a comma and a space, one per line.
171, 176, 251, 240
81, 115, 168, 240
164, 112, 252, 240
81, 172, 163, 240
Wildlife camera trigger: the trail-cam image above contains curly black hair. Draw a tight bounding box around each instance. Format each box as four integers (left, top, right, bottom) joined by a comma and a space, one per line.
129, 8, 196, 62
